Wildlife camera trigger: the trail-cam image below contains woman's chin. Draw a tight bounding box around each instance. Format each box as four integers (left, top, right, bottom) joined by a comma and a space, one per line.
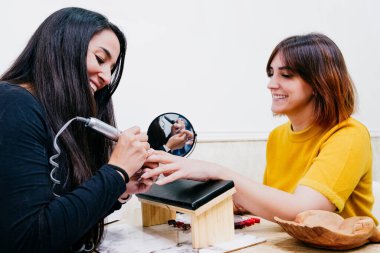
271, 106, 286, 115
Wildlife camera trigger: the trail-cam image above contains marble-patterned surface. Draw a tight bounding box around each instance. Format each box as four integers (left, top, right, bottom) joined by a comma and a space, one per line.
99, 223, 194, 253
99, 222, 265, 253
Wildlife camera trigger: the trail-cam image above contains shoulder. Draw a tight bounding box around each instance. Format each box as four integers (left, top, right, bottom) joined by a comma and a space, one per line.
268, 121, 291, 138
0, 82, 41, 107
328, 117, 370, 140
0, 82, 49, 140
321, 118, 371, 156
0, 82, 46, 118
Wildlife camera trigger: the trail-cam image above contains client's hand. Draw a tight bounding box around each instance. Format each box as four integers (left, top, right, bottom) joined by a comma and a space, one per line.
233, 201, 250, 215
123, 160, 159, 195
141, 150, 224, 185
166, 131, 190, 150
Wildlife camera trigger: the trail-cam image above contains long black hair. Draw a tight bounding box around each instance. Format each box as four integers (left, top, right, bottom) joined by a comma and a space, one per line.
0, 7, 127, 250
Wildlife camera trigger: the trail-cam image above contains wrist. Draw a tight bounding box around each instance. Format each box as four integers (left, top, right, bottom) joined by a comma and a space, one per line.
118, 194, 132, 203
108, 164, 130, 183
209, 162, 230, 180
163, 144, 171, 152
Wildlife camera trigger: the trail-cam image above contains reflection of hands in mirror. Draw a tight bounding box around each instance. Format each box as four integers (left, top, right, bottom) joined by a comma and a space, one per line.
170, 119, 185, 135
147, 112, 197, 157
185, 130, 194, 144
166, 129, 193, 151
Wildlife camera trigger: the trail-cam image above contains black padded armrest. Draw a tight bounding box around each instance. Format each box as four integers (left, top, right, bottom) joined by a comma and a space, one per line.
136, 179, 234, 210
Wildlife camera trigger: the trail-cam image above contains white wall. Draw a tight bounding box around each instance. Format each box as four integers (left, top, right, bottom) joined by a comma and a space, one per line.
1, 0, 379, 140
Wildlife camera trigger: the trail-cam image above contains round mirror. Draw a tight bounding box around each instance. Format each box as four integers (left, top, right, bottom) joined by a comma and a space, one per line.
147, 112, 197, 157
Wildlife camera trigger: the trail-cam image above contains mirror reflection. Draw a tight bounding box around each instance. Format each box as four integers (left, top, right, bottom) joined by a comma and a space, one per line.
147, 112, 196, 157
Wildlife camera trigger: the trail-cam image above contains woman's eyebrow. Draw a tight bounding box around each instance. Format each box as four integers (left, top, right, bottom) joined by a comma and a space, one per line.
99, 46, 112, 59
278, 66, 292, 70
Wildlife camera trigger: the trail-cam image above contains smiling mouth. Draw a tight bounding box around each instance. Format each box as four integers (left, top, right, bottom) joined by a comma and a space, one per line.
272, 94, 288, 100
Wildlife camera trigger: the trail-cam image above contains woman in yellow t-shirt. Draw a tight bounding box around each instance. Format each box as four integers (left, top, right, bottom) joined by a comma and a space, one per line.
142, 33, 377, 224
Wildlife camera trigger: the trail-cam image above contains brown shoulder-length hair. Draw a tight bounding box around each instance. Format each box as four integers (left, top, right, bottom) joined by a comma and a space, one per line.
266, 33, 356, 129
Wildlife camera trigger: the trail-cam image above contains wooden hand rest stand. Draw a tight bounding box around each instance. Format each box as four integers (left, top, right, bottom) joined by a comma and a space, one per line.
136, 179, 236, 248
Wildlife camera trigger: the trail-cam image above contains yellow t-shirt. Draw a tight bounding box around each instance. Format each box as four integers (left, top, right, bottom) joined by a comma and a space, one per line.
264, 117, 378, 224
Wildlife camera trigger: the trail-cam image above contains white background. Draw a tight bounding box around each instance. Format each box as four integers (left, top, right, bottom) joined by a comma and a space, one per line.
1, 0, 379, 138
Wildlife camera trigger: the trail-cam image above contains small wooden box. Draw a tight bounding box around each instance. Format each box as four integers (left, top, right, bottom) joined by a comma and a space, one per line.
137, 180, 236, 248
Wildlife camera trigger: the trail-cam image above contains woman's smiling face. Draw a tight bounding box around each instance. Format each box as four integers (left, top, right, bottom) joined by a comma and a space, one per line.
86, 29, 120, 94
267, 53, 315, 119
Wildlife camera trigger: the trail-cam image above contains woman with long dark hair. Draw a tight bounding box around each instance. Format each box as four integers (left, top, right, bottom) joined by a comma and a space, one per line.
0, 7, 154, 252
142, 33, 377, 225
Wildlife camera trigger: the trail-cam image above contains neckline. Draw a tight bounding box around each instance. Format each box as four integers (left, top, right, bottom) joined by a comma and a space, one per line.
287, 122, 324, 142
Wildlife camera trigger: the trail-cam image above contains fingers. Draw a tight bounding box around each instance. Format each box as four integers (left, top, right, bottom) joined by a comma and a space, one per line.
141, 162, 176, 179
122, 127, 148, 143
143, 161, 158, 169
172, 120, 185, 133
177, 131, 186, 138
140, 167, 176, 185
140, 167, 164, 179
146, 148, 154, 157
145, 151, 174, 164
109, 127, 151, 177
127, 125, 141, 135
156, 172, 182, 185
138, 132, 148, 142
139, 177, 154, 187
121, 129, 150, 152
183, 130, 193, 139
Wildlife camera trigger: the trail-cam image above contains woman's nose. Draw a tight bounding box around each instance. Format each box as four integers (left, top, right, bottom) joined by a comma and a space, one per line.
99, 68, 112, 88
267, 76, 279, 90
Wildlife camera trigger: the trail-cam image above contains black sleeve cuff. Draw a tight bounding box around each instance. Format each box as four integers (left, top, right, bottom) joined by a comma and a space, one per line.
107, 164, 129, 183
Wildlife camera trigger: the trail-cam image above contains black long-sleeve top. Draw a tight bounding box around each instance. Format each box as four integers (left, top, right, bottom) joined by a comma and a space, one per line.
0, 83, 126, 252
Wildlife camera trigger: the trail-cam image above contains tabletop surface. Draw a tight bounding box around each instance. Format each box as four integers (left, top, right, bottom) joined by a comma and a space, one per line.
99, 215, 380, 253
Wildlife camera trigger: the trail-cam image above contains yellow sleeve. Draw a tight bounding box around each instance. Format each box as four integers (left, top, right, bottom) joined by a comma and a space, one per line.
298, 125, 371, 212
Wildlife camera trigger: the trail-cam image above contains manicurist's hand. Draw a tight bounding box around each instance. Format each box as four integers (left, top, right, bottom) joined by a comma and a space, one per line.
170, 119, 185, 135
166, 131, 188, 150
140, 150, 225, 185
122, 168, 155, 195
117, 160, 159, 202
108, 126, 150, 178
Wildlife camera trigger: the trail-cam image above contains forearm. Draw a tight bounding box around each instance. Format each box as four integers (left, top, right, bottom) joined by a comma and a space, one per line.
1, 165, 125, 253
43, 166, 125, 249
218, 169, 328, 222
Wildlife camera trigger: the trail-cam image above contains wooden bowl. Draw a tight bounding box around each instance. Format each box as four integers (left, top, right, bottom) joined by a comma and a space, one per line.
274, 210, 380, 250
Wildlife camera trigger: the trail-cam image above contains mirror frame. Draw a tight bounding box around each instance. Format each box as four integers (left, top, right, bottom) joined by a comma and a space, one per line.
147, 112, 197, 157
